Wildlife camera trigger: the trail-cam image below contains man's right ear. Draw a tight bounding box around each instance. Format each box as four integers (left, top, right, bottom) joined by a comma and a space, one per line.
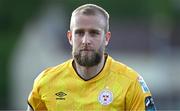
67, 30, 72, 45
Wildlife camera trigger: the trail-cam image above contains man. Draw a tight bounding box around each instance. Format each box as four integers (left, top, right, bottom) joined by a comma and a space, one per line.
27, 4, 156, 111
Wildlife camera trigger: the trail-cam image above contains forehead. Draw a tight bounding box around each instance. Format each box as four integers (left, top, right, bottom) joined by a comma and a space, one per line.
71, 14, 106, 31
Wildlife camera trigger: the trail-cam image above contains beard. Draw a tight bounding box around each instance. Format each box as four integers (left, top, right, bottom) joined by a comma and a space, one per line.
73, 45, 104, 67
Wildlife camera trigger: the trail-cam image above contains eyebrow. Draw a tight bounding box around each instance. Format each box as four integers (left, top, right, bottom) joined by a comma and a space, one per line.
74, 28, 101, 32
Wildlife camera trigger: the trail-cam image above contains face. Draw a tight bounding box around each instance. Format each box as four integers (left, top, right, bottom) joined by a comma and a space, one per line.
67, 14, 111, 67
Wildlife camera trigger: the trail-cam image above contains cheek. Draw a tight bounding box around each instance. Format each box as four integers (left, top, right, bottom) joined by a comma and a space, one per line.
96, 38, 105, 46
72, 39, 80, 50
73, 39, 80, 47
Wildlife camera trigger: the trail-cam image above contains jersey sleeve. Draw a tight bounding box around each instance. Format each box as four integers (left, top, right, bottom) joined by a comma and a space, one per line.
28, 71, 47, 110
125, 76, 156, 111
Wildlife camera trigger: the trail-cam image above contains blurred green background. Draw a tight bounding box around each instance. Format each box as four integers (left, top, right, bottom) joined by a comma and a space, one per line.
0, 0, 180, 110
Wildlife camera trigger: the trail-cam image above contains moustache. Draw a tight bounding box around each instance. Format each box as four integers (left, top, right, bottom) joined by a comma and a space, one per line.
79, 46, 94, 51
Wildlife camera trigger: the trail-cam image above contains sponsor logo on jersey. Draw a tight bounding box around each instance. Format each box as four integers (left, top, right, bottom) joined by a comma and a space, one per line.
145, 96, 156, 111
138, 76, 149, 93
98, 89, 113, 105
55, 91, 67, 100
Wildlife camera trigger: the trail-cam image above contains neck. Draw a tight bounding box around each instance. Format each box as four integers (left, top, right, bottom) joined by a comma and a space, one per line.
73, 55, 106, 80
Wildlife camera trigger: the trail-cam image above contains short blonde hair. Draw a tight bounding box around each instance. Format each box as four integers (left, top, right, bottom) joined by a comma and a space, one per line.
70, 4, 110, 32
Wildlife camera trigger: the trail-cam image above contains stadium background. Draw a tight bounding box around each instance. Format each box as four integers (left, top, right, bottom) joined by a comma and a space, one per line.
0, 0, 180, 110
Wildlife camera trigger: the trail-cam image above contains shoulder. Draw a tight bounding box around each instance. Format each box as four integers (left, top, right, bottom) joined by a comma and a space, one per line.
33, 59, 72, 86
109, 56, 151, 92
109, 56, 140, 82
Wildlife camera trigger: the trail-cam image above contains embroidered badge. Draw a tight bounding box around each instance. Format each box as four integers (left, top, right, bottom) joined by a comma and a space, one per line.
55, 91, 67, 100
98, 89, 113, 105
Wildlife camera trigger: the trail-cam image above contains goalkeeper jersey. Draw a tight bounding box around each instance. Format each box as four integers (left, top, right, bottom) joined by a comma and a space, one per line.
28, 55, 156, 111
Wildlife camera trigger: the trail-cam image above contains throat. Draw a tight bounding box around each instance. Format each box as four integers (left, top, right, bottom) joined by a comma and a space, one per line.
73, 56, 105, 80
79, 68, 98, 80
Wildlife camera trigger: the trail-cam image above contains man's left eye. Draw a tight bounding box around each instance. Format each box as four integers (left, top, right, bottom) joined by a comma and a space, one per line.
90, 31, 99, 36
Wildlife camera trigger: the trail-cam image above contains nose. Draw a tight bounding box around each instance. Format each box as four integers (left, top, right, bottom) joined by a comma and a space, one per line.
82, 32, 90, 45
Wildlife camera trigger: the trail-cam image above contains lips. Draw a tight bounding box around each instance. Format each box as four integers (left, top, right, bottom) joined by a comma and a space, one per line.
79, 46, 94, 51
80, 48, 94, 51
80, 49, 93, 51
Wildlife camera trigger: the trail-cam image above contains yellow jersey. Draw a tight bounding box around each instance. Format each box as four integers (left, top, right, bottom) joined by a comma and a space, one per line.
28, 55, 156, 111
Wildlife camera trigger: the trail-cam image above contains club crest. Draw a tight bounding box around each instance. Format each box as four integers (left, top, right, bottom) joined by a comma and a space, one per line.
98, 89, 113, 105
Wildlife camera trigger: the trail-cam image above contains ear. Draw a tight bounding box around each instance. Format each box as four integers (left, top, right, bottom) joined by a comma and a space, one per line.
105, 31, 111, 46
67, 30, 73, 45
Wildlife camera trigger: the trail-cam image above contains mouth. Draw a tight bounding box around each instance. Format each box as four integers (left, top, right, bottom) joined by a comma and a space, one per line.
80, 49, 94, 52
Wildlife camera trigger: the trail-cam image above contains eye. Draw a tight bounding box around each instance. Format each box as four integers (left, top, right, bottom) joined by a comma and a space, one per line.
89, 30, 100, 37
75, 30, 84, 37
